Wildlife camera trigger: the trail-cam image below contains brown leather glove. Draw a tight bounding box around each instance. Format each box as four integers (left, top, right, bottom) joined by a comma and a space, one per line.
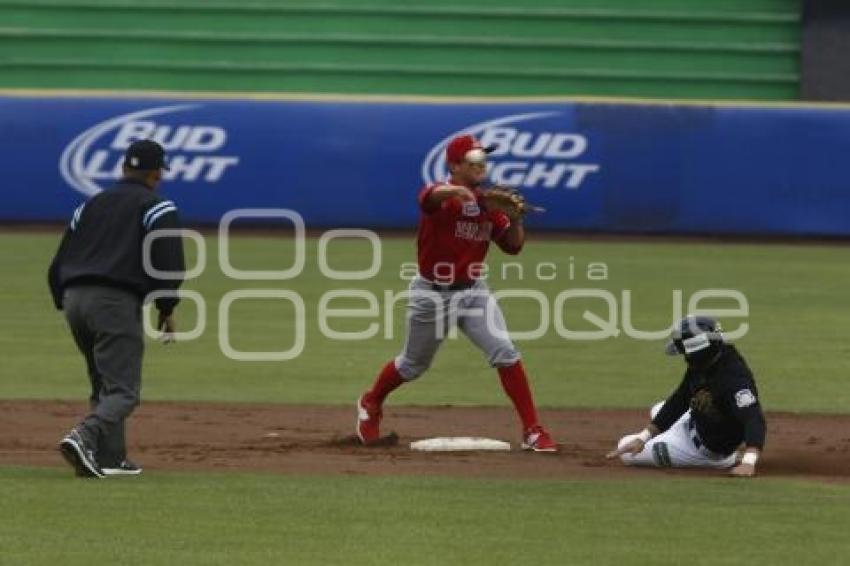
481, 185, 530, 220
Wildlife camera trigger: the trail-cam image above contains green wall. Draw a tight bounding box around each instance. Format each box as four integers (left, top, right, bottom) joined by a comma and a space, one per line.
0, 0, 800, 100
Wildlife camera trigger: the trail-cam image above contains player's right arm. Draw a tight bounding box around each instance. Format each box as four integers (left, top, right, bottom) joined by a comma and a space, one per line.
142, 199, 185, 336
420, 184, 476, 212
651, 377, 690, 432
606, 376, 690, 459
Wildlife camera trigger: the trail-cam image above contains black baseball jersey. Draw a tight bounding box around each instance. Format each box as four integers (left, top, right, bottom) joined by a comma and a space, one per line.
652, 345, 766, 455
48, 178, 185, 315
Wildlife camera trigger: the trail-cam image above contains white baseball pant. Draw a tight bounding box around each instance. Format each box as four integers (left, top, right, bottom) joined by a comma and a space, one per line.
617, 402, 738, 469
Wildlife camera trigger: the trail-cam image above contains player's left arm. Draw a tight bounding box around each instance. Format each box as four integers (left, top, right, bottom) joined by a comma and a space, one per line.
47, 227, 71, 310
727, 384, 766, 478
491, 212, 524, 255
47, 201, 86, 310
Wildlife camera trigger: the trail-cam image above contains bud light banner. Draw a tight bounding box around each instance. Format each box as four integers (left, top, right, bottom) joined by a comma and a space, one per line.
1, 92, 849, 236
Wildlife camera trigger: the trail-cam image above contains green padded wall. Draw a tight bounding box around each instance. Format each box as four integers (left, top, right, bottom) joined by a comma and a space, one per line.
0, 0, 800, 100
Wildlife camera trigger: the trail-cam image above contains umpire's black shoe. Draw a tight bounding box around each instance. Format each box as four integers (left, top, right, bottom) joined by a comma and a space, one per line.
101, 459, 143, 477
59, 429, 105, 479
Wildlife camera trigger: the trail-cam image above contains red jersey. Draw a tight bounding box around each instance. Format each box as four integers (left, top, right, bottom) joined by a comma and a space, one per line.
416, 181, 515, 284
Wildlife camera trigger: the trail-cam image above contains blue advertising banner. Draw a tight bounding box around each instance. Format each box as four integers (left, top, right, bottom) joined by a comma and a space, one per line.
1, 92, 848, 236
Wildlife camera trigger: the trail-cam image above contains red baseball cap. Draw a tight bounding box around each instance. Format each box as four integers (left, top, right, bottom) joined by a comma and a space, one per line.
445, 134, 495, 164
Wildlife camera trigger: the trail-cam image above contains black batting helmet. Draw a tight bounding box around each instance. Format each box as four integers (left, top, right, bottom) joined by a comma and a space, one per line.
664, 315, 724, 357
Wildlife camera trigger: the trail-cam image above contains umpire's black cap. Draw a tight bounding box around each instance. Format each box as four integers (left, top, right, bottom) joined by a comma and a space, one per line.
124, 139, 169, 171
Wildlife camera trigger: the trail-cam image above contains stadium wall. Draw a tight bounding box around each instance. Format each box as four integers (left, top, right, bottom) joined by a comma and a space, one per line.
0, 0, 799, 100
801, 0, 850, 101
2, 91, 848, 237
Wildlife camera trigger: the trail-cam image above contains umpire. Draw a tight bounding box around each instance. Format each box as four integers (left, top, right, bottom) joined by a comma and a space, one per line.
49, 139, 185, 478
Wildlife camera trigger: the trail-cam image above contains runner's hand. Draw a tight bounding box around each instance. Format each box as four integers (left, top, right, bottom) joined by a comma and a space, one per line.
606, 437, 645, 459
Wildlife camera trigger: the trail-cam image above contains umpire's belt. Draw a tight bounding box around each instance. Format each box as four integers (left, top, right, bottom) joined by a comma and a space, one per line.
429, 280, 476, 292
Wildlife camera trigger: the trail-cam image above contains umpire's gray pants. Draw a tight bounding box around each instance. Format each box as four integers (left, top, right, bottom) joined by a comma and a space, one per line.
394, 276, 520, 380
63, 285, 144, 467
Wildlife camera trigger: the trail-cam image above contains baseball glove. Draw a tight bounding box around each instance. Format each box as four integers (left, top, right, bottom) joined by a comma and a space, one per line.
481, 185, 544, 220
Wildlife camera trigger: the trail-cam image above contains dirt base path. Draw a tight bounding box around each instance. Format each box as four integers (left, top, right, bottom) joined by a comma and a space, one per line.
1, 401, 847, 482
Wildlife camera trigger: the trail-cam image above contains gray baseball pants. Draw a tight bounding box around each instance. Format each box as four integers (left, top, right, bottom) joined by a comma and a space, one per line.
63, 285, 144, 467
394, 276, 520, 380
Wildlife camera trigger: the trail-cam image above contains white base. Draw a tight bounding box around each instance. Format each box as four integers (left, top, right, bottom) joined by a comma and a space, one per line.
409, 437, 511, 452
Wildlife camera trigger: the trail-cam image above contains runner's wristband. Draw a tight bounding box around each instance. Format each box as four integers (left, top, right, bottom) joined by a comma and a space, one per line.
741, 452, 759, 466
638, 429, 652, 443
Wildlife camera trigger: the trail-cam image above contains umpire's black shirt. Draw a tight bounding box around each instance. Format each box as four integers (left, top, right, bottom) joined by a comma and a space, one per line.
652, 345, 766, 455
48, 178, 185, 315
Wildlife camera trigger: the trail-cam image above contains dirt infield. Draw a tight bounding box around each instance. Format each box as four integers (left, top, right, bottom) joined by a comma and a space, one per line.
1, 400, 847, 482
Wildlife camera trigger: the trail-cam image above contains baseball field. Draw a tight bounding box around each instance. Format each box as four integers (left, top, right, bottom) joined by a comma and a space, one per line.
2, 229, 849, 565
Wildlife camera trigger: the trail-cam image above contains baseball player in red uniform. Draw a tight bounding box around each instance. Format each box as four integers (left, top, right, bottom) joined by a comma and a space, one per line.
356, 134, 557, 452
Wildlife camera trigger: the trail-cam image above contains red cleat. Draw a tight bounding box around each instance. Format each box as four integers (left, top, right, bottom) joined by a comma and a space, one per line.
521, 425, 558, 453
356, 394, 382, 444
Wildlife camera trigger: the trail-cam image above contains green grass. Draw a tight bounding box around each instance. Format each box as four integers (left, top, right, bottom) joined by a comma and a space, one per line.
1, 466, 848, 566
2, 231, 849, 412
3, 230, 849, 566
